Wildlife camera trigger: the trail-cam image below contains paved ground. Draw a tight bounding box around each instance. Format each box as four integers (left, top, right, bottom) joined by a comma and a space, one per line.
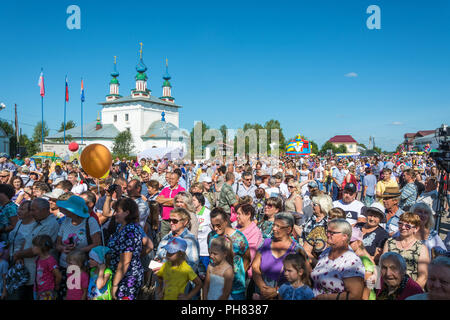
438, 211, 449, 241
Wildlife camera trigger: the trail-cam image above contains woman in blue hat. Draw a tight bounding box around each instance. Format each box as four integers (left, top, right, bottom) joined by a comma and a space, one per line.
55, 195, 101, 299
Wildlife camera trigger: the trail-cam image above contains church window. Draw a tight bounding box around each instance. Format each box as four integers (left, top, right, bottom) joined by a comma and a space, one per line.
114, 115, 117, 122
125, 114, 129, 121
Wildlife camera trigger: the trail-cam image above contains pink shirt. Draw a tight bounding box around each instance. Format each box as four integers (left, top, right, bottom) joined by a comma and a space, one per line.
35, 256, 59, 293
238, 222, 263, 278
66, 270, 89, 300
160, 184, 185, 220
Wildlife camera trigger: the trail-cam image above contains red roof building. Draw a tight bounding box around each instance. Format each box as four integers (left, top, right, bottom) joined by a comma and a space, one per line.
328, 135, 357, 143
328, 135, 358, 153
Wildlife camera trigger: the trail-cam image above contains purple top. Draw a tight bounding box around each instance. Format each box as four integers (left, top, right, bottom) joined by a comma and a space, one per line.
259, 238, 298, 285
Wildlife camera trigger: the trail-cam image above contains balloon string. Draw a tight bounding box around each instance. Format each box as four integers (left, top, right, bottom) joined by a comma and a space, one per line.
97, 177, 105, 247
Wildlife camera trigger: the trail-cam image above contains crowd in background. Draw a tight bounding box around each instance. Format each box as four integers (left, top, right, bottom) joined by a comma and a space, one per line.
0, 151, 449, 300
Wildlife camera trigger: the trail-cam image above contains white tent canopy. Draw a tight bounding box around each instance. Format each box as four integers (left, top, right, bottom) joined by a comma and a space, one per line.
137, 147, 185, 161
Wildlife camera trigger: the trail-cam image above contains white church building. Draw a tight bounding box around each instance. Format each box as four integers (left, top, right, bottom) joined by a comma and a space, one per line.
46, 47, 189, 155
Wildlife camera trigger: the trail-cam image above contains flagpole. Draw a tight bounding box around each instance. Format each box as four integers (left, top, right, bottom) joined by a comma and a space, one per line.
81, 84, 84, 145
41, 96, 44, 152
64, 76, 67, 144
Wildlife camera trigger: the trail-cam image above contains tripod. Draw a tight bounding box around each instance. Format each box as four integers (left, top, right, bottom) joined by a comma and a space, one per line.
434, 168, 449, 233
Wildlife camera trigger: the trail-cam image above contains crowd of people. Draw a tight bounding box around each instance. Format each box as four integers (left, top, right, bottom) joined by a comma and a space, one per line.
0, 151, 449, 300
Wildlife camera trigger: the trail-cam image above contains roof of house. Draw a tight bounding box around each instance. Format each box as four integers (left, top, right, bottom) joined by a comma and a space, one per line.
99, 95, 182, 108
46, 121, 120, 140
328, 135, 357, 143
141, 120, 189, 140
416, 130, 435, 137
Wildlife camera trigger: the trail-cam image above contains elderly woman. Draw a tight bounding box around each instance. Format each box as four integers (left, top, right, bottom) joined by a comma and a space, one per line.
208, 207, 250, 300
406, 256, 450, 300
410, 202, 447, 256
156, 207, 200, 273
382, 212, 430, 288
252, 212, 306, 300
258, 197, 283, 239
355, 202, 389, 263
236, 204, 263, 280
191, 192, 212, 275
55, 195, 102, 298
311, 219, 365, 300
108, 198, 144, 300
376, 252, 423, 300
174, 191, 199, 238
6, 200, 35, 300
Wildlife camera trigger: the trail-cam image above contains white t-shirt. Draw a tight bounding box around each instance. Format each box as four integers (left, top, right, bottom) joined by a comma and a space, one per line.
196, 207, 212, 256
57, 216, 101, 268
279, 183, 289, 198
71, 183, 88, 195
266, 187, 281, 198
332, 199, 365, 225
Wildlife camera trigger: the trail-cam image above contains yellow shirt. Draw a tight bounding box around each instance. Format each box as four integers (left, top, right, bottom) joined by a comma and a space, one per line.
376, 179, 399, 203
157, 260, 198, 300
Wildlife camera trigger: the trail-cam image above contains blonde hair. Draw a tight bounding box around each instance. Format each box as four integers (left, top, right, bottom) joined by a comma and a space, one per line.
210, 236, 234, 266
311, 194, 333, 215
66, 249, 87, 270
411, 202, 434, 229
174, 192, 195, 213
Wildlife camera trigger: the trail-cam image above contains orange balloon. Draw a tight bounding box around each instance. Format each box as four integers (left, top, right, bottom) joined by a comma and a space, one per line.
80, 144, 112, 179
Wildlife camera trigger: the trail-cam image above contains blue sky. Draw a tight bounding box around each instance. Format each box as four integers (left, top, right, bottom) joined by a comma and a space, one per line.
0, 0, 449, 151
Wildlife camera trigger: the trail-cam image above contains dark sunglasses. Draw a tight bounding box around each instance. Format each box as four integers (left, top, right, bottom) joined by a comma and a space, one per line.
398, 222, 415, 230
169, 218, 183, 224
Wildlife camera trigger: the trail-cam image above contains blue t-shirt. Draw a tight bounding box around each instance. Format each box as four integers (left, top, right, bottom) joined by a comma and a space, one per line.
279, 283, 314, 300
363, 174, 377, 196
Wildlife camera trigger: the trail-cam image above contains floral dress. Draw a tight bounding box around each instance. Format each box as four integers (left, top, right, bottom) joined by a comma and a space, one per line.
108, 223, 144, 300
310, 247, 365, 296
386, 238, 423, 281
258, 220, 274, 239
208, 229, 249, 300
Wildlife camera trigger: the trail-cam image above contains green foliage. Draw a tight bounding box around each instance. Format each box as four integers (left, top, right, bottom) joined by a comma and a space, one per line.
336, 144, 348, 153
113, 130, 134, 158
320, 141, 337, 154
58, 120, 76, 132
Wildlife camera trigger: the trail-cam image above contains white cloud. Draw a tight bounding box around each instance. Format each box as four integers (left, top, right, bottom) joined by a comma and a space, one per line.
391, 121, 403, 126
344, 72, 358, 78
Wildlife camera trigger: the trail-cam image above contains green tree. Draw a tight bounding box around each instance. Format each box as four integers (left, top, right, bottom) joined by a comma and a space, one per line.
336, 144, 348, 153
113, 130, 134, 158
58, 120, 76, 132
373, 146, 382, 154
320, 141, 337, 154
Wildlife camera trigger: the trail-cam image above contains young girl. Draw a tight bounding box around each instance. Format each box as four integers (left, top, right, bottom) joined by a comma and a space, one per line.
350, 229, 377, 300
65, 250, 89, 300
278, 252, 314, 300
203, 236, 234, 300
32, 235, 61, 300
88, 246, 113, 300
156, 237, 202, 300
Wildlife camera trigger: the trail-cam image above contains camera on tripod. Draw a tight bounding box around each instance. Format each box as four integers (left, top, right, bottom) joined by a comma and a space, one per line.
430, 124, 449, 173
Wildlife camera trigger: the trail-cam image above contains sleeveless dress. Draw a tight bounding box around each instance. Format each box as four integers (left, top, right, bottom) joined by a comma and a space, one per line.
207, 265, 232, 300
285, 194, 301, 213
387, 238, 423, 281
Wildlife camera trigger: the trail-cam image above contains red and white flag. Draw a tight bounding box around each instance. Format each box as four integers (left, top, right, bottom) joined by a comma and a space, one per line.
38, 70, 45, 97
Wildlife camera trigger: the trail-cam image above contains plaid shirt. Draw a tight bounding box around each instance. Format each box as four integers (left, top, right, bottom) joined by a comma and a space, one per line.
400, 183, 417, 209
